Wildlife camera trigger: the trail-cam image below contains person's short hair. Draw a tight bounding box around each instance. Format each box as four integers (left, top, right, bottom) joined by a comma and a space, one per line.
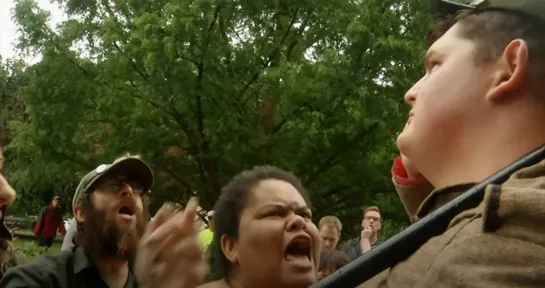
363, 206, 381, 221
426, 14, 456, 49
427, 10, 545, 95
212, 165, 309, 279
319, 250, 350, 272
318, 216, 342, 232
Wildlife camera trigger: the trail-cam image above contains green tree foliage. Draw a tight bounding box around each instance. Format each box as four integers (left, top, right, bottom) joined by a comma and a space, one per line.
4, 0, 431, 238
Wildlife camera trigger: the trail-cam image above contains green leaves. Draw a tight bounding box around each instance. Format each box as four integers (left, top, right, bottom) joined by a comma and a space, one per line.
5, 0, 430, 237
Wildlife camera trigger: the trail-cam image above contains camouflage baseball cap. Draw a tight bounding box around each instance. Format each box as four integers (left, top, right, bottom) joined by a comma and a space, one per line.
72, 157, 154, 213
432, 0, 545, 24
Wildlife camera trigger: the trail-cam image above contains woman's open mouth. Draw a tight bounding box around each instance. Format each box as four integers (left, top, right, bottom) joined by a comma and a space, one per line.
285, 235, 312, 268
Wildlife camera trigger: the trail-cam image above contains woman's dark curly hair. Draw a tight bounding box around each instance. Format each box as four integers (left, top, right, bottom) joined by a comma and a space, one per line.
212, 165, 309, 280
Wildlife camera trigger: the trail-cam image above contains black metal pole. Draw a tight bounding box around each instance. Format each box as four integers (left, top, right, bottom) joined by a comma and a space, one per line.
311, 144, 545, 288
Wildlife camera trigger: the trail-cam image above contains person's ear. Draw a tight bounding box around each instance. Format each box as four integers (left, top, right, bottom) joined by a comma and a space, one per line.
74, 203, 85, 223
486, 39, 529, 102
221, 234, 239, 265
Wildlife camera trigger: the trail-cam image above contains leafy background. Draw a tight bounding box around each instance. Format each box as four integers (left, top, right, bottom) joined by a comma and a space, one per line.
2, 0, 431, 242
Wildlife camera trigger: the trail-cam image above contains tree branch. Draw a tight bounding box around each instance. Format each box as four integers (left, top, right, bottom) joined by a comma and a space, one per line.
237, 9, 300, 103
303, 122, 380, 186
45, 142, 94, 170
161, 166, 194, 193
195, 2, 223, 145
113, 42, 149, 80
272, 101, 313, 134
286, 11, 313, 61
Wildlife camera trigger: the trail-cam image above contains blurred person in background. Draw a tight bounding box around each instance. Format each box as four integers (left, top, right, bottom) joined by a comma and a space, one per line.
317, 250, 350, 281
34, 196, 66, 253
199, 210, 215, 250
318, 216, 342, 251
199, 166, 321, 288
60, 217, 77, 251
343, 206, 383, 261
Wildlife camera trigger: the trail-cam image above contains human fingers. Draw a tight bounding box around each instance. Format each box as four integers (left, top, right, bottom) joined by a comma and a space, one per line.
174, 239, 209, 287
143, 198, 199, 251
180, 261, 209, 287
152, 236, 208, 287
156, 198, 201, 254
160, 234, 204, 269
136, 205, 199, 287
151, 261, 209, 288
178, 197, 199, 232
145, 203, 177, 236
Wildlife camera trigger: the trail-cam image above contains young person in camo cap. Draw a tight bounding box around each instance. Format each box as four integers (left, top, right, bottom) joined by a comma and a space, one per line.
361, 0, 545, 287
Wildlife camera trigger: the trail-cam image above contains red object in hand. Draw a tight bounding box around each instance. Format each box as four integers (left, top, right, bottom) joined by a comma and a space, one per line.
392, 156, 427, 186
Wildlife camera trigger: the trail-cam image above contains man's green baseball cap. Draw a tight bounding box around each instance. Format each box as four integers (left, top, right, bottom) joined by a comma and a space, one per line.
72, 157, 154, 213
431, 0, 545, 24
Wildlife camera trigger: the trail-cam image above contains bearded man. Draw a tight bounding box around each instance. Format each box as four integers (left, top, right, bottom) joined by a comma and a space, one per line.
1, 155, 153, 288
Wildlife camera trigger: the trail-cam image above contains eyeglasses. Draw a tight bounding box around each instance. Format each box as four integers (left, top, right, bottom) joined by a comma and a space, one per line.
364, 216, 381, 222
96, 177, 145, 194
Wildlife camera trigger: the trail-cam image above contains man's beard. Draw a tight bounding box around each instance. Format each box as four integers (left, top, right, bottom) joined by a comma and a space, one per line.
78, 201, 147, 265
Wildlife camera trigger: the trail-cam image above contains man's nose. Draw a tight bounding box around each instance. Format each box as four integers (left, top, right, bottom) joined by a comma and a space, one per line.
119, 183, 134, 198
404, 78, 423, 105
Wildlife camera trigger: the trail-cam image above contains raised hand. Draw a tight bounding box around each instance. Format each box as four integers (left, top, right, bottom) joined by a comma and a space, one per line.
361, 226, 372, 239
134, 198, 209, 288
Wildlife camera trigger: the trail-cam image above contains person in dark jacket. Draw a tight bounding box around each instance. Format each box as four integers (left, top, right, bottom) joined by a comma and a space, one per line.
343, 206, 383, 261
34, 196, 66, 253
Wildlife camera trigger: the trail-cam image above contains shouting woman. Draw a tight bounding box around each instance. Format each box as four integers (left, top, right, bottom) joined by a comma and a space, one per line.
200, 165, 320, 288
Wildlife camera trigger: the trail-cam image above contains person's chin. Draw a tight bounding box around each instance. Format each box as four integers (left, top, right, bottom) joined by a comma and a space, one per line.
396, 130, 411, 152
282, 273, 317, 288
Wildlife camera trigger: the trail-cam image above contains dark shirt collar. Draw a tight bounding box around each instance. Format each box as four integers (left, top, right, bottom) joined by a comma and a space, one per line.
74, 246, 94, 274
73, 246, 138, 288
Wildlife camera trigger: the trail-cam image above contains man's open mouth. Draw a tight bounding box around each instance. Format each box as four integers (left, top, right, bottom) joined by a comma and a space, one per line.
118, 205, 134, 216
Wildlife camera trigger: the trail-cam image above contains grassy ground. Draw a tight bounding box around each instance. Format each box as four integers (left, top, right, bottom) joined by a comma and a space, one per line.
12, 231, 63, 259
13, 238, 62, 253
